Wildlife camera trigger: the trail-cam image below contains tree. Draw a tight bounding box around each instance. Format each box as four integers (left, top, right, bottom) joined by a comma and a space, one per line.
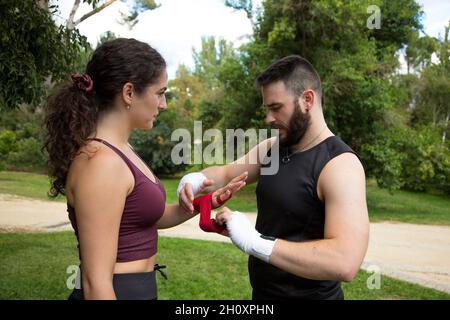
0, 0, 88, 110
411, 25, 450, 143
1, 0, 161, 111
223, 0, 423, 142
168, 64, 203, 129
405, 31, 439, 73
193, 37, 236, 127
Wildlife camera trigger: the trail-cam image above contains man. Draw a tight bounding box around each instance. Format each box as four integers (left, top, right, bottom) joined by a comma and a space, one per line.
177, 55, 369, 300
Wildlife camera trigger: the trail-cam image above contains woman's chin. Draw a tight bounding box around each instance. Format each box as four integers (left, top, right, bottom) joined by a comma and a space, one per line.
138, 120, 154, 130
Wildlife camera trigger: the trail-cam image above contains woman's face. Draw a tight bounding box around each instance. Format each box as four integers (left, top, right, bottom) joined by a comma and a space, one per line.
131, 70, 168, 130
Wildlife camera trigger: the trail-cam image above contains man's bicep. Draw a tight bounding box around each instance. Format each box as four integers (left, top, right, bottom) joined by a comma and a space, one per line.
321, 154, 369, 262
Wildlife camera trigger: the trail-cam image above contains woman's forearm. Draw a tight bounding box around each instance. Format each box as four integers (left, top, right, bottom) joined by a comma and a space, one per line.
82, 278, 116, 300
157, 204, 198, 229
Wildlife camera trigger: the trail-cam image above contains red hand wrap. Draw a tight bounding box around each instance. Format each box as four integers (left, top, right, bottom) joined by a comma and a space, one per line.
193, 192, 232, 233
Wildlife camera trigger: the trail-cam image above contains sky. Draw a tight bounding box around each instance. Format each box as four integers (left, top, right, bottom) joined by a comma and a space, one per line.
52, 0, 449, 79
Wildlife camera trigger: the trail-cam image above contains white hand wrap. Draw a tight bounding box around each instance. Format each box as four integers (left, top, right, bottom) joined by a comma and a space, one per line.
177, 172, 207, 198
226, 211, 276, 263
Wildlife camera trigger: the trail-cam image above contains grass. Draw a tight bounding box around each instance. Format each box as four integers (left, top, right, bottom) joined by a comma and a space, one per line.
0, 171, 64, 202
0, 231, 449, 300
366, 180, 450, 225
1, 171, 450, 225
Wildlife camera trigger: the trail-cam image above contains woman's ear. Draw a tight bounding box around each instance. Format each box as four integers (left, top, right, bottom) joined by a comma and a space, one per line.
121, 82, 134, 108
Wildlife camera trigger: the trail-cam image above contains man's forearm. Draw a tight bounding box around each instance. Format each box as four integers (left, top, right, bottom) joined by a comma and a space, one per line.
201, 165, 229, 192
269, 238, 359, 282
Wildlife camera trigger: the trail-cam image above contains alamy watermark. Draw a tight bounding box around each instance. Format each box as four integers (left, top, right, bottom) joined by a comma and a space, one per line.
170, 121, 280, 175
367, 5, 381, 29
66, 265, 81, 290
366, 264, 382, 290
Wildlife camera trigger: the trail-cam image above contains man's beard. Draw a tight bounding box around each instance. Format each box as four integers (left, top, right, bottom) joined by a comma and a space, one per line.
272, 99, 310, 149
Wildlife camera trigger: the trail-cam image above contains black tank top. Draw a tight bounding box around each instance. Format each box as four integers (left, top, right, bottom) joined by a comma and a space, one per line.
250, 135, 357, 299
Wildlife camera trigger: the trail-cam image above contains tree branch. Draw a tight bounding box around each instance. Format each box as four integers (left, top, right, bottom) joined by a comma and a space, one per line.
73, 0, 116, 27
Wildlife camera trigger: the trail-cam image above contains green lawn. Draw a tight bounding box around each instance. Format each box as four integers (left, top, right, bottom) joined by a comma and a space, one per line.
0, 231, 448, 300
1, 171, 449, 225
366, 180, 450, 225
0, 171, 65, 202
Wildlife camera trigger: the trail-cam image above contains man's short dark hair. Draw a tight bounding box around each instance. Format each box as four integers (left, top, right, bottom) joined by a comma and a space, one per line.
255, 55, 323, 104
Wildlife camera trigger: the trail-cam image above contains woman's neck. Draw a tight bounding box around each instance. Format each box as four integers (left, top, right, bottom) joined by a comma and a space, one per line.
94, 109, 131, 147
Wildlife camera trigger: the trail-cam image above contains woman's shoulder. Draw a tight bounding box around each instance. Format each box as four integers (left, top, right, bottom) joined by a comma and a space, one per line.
68, 140, 132, 190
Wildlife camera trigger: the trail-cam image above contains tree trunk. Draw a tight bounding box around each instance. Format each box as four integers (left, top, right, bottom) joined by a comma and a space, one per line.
67, 0, 81, 29
406, 54, 410, 74
443, 112, 449, 144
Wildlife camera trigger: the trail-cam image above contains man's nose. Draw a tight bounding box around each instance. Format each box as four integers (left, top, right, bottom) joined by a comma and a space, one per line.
266, 111, 275, 124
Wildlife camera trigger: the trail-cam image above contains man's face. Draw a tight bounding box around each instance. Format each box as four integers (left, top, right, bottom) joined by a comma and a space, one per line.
262, 81, 310, 148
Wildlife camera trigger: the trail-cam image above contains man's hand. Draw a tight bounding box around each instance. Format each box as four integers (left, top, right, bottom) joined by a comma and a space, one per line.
216, 208, 276, 263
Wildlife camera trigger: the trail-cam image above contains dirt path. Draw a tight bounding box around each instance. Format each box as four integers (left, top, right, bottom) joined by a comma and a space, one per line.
1, 193, 450, 294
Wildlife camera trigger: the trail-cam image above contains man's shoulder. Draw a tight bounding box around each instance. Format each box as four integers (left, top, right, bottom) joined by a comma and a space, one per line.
324, 136, 355, 156
317, 151, 365, 201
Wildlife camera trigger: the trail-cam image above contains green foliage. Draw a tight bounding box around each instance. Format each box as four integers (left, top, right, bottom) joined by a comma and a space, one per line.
370, 0, 423, 52
0, 130, 18, 158
362, 125, 450, 194
406, 32, 439, 72
211, 0, 423, 148
0, 108, 47, 172
0, 0, 89, 110
6, 137, 47, 172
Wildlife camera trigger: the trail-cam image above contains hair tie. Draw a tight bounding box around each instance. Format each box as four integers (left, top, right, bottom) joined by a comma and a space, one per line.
70, 73, 94, 94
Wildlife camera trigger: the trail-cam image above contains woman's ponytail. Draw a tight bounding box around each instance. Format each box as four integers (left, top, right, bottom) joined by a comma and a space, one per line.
44, 76, 98, 197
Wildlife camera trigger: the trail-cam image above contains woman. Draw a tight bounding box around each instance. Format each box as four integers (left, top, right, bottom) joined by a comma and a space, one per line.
44, 38, 246, 300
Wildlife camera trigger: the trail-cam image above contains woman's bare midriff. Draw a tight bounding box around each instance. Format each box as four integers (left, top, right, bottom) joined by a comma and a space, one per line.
114, 254, 156, 274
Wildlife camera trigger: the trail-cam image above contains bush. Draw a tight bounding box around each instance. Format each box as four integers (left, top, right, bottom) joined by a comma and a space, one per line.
6, 137, 47, 171
0, 108, 47, 172
0, 130, 19, 159
362, 125, 450, 195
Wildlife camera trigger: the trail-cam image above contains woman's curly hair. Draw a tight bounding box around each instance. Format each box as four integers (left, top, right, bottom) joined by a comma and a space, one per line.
43, 38, 166, 197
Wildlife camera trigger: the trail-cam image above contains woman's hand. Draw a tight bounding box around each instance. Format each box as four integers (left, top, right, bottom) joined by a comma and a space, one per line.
178, 174, 214, 214
211, 171, 248, 208
179, 171, 248, 214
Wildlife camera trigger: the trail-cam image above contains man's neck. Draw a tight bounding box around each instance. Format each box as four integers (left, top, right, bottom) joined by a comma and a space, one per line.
292, 119, 332, 153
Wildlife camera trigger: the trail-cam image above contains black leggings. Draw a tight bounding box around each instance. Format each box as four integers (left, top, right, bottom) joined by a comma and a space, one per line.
68, 271, 157, 300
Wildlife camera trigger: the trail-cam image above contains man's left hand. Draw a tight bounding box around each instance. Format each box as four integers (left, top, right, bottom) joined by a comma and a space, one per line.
216, 208, 276, 263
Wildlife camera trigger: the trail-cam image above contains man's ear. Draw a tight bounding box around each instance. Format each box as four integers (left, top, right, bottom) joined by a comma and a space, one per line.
302, 89, 315, 112
121, 82, 134, 107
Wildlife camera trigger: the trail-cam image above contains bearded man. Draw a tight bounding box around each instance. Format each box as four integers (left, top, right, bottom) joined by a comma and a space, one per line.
177, 55, 369, 300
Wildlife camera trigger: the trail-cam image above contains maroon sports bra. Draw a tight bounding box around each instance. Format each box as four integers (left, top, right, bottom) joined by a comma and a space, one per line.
67, 138, 166, 262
